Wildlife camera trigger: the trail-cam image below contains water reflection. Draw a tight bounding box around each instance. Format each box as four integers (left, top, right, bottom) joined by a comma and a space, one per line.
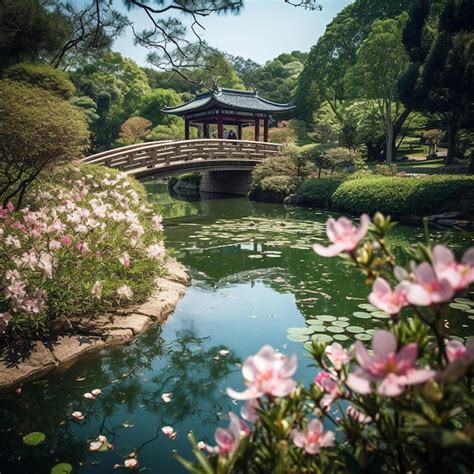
0, 323, 239, 473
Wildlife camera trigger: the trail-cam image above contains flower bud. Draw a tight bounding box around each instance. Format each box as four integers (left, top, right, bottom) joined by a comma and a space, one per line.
422, 380, 443, 401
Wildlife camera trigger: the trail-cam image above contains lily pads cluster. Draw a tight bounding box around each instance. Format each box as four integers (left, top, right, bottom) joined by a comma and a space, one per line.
450, 297, 474, 320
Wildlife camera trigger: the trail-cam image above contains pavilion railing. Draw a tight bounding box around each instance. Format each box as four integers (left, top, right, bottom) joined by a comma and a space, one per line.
81, 139, 283, 176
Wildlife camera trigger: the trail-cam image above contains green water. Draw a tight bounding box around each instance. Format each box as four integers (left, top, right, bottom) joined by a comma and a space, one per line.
0, 182, 472, 473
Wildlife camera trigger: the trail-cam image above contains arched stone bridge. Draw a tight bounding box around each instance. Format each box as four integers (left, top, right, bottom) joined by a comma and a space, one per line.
82, 139, 282, 180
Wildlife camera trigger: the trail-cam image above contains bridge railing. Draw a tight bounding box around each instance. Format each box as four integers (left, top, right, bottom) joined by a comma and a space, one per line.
81, 139, 282, 175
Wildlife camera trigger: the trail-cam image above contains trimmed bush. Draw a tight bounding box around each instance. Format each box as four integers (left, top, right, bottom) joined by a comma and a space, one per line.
249, 175, 294, 203
4, 63, 76, 99
296, 178, 343, 207
332, 175, 474, 215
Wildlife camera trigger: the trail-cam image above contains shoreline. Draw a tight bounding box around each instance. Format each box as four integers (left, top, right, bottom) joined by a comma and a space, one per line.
0, 258, 191, 392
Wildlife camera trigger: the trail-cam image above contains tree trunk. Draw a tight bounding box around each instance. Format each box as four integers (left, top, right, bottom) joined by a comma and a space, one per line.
446, 121, 457, 165
385, 102, 394, 165
366, 138, 385, 162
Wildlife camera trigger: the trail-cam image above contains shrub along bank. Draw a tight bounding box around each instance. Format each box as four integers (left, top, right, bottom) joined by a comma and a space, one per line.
292, 175, 474, 217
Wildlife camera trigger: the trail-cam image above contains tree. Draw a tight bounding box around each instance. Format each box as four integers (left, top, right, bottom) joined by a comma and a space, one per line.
118, 116, 152, 145
399, 0, 474, 164
137, 88, 182, 127
0, 80, 89, 207
4, 62, 76, 99
345, 14, 411, 163
294, 0, 415, 157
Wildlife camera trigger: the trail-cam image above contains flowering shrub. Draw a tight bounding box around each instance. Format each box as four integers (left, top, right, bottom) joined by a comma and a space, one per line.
0, 164, 165, 337
179, 213, 474, 473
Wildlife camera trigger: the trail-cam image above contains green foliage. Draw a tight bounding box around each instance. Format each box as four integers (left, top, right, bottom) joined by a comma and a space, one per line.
4, 62, 76, 99
0, 0, 69, 70
248, 156, 298, 203
296, 178, 343, 207
147, 123, 187, 141
116, 116, 152, 146
0, 164, 165, 336
72, 96, 99, 125
137, 88, 182, 127
332, 175, 474, 215
0, 79, 89, 206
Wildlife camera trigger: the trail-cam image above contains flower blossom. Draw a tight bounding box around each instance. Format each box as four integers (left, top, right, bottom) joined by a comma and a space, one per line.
117, 285, 133, 300
314, 371, 342, 408
226, 345, 297, 400
72, 411, 85, 421
325, 343, 350, 371
161, 392, 172, 403
404, 262, 454, 306
440, 338, 474, 382
347, 330, 435, 397
291, 419, 335, 455
313, 214, 370, 257
346, 405, 372, 424
205, 412, 250, 455
124, 458, 138, 468
240, 399, 259, 423
432, 245, 474, 291
369, 278, 409, 315
146, 243, 165, 261
119, 252, 130, 268
152, 215, 163, 231
161, 426, 177, 440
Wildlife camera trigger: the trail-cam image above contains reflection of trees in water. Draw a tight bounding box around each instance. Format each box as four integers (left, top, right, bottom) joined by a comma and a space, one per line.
0, 323, 239, 473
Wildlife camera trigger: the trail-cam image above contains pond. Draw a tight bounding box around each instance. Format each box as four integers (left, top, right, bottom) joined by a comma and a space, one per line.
0, 181, 473, 473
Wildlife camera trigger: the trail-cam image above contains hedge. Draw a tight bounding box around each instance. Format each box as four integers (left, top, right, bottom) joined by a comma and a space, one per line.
331, 175, 474, 216
296, 178, 343, 208
248, 175, 294, 203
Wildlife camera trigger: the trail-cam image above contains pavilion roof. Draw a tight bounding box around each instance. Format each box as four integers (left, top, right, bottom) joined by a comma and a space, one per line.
162, 87, 295, 116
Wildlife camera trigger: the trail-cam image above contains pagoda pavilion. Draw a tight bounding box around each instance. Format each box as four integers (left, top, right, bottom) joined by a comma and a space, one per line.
162, 87, 295, 142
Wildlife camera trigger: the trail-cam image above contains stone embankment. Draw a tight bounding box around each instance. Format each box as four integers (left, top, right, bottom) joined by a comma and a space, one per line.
0, 258, 190, 392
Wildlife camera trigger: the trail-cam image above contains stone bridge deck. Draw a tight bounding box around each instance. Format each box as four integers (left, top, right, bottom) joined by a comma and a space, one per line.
82, 139, 282, 180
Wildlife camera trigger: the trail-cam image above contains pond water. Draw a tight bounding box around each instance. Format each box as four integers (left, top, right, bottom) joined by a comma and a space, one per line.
1, 181, 473, 473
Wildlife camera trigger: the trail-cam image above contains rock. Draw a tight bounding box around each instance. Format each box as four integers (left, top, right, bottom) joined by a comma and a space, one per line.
105, 329, 134, 344
107, 314, 151, 335
284, 194, 301, 205
429, 211, 462, 221
0, 342, 56, 391
51, 336, 105, 368
165, 258, 191, 286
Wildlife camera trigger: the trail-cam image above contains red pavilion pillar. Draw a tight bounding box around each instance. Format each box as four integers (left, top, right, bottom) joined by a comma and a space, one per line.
217, 114, 224, 139
254, 118, 260, 142
203, 123, 209, 139
237, 124, 242, 140
263, 117, 269, 142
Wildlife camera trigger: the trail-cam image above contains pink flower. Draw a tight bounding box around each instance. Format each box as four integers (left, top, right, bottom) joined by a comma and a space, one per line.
347, 330, 435, 397
117, 285, 133, 300
91, 388, 102, 397
368, 278, 409, 315
146, 243, 165, 261
226, 345, 297, 400
314, 371, 341, 408
124, 458, 138, 468
346, 405, 372, 424
325, 343, 350, 370
60, 235, 73, 246
241, 399, 259, 423
404, 263, 454, 306
72, 411, 85, 421
76, 241, 90, 254
206, 412, 250, 455
152, 215, 163, 231
291, 419, 335, 455
119, 252, 130, 268
161, 392, 172, 403
161, 426, 177, 440
313, 214, 370, 257
432, 245, 474, 291
440, 338, 474, 382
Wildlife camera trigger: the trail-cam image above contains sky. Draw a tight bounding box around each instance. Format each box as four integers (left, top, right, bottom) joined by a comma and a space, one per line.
112, 0, 353, 67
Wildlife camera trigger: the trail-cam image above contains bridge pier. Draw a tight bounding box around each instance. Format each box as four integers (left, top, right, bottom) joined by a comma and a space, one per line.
199, 171, 252, 196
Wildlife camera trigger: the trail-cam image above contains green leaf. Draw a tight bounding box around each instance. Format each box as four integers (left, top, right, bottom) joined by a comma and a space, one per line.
23, 432, 46, 446
50, 463, 73, 474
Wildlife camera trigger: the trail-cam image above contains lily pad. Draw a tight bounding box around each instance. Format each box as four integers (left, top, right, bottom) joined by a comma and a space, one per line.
346, 325, 364, 334
353, 311, 372, 319
333, 334, 349, 341
366, 329, 378, 335
309, 326, 326, 333
358, 303, 377, 311
332, 320, 349, 327
312, 334, 333, 343
306, 319, 322, 325
355, 333, 372, 341
316, 315, 337, 322
287, 327, 314, 335
449, 303, 471, 310
371, 311, 390, 319
51, 464, 73, 474
287, 334, 309, 342
23, 432, 46, 446
339, 316, 350, 322
454, 298, 474, 306
466, 309, 474, 314
327, 326, 345, 333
